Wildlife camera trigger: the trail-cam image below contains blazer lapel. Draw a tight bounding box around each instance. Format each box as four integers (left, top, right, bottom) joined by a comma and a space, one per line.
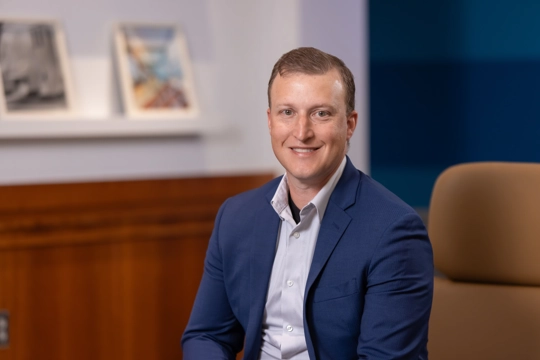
306, 203, 351, 290
244, 184, 281, 358
249, 203, 280, 307
306, 158, 360, 291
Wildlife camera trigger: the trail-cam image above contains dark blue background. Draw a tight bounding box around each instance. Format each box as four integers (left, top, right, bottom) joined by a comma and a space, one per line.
370, 0, 540, 207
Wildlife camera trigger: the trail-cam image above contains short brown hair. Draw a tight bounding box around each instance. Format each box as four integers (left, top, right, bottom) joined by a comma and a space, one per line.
267, 47, 356, 114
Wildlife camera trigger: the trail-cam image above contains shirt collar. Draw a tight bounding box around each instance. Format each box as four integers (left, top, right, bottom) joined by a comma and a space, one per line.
270, 156, 347, 223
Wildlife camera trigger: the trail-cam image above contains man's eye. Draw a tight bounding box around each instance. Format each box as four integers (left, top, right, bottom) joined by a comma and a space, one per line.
317, 111, 329, 117
282, 109, 293, 116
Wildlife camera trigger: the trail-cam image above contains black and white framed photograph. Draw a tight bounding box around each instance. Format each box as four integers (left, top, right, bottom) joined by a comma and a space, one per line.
114, 22, 199, 120
0, 18, 75, 118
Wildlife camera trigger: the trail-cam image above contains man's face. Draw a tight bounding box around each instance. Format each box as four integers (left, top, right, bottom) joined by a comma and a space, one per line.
267, 69, 357, 190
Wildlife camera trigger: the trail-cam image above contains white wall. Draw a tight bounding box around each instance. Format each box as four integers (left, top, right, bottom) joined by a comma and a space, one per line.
0, 0, 367, 185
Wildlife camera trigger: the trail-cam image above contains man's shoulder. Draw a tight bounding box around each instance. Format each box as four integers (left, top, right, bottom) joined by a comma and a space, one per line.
224, 175, 281, 208
336, 169, 428, 245
336, 160, 416, 216
353, 170, 420, 220
214, 176, 281, 234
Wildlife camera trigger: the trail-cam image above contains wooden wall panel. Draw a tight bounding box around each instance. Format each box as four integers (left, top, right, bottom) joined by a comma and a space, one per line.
0, 174, 274, 360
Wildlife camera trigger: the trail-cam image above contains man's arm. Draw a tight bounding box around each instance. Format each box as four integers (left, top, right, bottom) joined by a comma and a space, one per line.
358, 212, 434, 359
182, 200, 245, 360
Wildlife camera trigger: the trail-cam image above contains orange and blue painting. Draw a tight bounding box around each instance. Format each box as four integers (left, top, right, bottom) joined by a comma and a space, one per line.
121, 25, 191, 110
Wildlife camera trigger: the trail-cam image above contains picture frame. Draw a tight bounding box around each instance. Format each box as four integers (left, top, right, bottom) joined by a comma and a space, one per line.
114, 22, 200, 120
0, 18, 76, 119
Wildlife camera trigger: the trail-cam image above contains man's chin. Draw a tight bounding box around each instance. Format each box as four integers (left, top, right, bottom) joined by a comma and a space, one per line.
286, 171, 320, 185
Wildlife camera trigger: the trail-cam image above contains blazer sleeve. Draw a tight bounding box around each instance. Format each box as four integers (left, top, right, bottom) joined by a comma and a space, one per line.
358, 212, 434, 359
182, 199, 244, 360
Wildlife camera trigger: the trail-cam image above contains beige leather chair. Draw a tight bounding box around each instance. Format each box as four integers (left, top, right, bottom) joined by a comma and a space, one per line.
427, 162, 540, 360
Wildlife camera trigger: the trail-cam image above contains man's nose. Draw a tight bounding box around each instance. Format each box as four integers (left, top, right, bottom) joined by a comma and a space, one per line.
293, 114, 314, 141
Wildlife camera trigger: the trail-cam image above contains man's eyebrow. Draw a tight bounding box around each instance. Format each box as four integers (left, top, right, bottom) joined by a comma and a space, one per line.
272, 103, 337, 110
310, 103, 337, 110
273, 102, 294, 108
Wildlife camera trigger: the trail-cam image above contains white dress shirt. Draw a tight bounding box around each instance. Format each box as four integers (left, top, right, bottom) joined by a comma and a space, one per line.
259, 157, 347, 360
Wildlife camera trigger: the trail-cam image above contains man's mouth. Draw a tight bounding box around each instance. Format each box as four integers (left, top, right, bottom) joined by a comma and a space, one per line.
291, 148, 316, 153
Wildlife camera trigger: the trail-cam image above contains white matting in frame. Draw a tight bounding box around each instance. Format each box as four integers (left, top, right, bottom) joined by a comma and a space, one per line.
0, 18, 76, 119
114, 23, 200, 120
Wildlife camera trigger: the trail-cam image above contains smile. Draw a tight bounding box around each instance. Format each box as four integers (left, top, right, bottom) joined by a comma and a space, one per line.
292, 148, 316, 153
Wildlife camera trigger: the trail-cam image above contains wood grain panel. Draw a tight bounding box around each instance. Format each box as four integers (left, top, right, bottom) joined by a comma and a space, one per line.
0, 173, 274, 360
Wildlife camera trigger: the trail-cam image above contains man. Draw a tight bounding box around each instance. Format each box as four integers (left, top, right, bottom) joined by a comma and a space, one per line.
182, 47, 433, 359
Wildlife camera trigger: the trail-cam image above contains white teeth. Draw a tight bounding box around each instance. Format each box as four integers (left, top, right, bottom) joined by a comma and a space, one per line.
293, 148, 314, 153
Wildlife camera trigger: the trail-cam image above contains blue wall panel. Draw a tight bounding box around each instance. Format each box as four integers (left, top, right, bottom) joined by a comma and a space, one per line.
370, 0, 540, 208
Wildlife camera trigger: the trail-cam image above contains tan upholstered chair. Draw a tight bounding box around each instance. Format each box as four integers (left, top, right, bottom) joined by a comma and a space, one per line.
427, 162, 540, 360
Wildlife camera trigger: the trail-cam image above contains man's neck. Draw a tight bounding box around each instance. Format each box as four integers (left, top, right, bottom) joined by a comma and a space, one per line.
288, 183, 319, 210
287, 191, 301, 224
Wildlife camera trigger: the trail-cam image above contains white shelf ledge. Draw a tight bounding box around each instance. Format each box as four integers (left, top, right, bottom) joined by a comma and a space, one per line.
0, 116, 208, 139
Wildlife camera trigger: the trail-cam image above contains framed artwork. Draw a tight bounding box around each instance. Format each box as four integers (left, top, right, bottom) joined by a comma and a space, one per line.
0, 18, 75, 118
114, 23, 199, 119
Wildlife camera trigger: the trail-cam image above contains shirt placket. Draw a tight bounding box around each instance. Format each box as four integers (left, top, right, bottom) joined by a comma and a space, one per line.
280, 214, 310, 358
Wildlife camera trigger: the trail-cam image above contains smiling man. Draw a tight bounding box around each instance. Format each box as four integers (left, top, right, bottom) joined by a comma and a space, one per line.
182, 47, 434, 360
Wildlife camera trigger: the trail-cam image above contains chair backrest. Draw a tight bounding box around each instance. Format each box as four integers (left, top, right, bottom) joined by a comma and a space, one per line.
427, 162, 540, 360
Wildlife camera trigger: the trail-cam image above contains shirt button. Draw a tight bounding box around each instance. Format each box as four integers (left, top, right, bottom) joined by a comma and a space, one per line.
286, 325, 293, 332
287, 280, 294, 287
293, 232, 300, 238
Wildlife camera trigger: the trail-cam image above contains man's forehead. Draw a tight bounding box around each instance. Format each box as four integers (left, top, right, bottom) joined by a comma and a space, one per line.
270, 74, 346, 110
272, 70, 344, 93
273, 69, 342, 89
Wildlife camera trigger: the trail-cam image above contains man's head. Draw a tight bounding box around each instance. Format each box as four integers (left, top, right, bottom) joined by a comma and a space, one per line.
267, 47, 358, 192
267, 47, 356, 115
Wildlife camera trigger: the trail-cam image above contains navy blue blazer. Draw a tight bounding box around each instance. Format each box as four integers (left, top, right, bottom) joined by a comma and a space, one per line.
182, 158, 433, 359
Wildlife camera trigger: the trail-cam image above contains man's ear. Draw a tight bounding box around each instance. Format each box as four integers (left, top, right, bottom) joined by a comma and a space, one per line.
346, 110, 358, 140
